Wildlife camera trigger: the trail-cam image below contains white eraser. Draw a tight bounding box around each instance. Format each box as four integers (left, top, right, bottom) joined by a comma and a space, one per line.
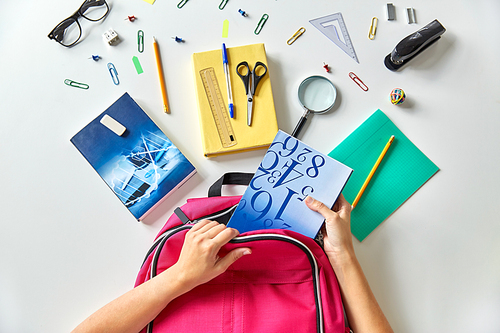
100, 114, 126, 136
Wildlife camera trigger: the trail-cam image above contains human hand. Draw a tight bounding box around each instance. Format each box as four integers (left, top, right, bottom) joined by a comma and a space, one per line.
170, 220, 251, 292
305, 195, 355, 268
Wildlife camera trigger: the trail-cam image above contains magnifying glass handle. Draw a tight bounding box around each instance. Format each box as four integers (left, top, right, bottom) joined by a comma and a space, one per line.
292, 115, 308, 138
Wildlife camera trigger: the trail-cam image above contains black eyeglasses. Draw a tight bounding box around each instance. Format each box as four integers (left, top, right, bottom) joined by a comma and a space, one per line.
48, 0, 110, 47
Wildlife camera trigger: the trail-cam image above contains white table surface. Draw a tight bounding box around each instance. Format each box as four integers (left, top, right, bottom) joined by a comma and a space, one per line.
1, 0, 499, 332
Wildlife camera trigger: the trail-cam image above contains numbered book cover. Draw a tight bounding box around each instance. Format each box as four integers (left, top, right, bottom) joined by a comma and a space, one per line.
227, 130, 352, 238
71, 93, 196, 221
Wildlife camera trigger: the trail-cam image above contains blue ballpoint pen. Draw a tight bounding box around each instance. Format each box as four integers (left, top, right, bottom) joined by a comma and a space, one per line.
222, 43, 234, 118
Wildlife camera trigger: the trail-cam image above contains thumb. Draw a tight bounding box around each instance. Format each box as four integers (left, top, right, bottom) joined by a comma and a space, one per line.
218, 248, 252, 271
305, 196, 336, 219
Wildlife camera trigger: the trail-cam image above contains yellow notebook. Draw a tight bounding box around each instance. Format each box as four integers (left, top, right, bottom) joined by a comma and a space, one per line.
192, 43, 278, 158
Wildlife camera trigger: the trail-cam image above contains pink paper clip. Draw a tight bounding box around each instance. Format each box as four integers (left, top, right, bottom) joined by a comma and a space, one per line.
349, 72, 368, 91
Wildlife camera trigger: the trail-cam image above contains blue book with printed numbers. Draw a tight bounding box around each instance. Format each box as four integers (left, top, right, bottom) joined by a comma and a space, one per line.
227, 130, 352, 238
71, 93, 196, 221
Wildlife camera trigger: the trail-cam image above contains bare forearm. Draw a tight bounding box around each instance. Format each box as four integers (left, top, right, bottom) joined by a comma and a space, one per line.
71, 266, 188, 333
71, 222, 250, 333
332, 254, 393, 333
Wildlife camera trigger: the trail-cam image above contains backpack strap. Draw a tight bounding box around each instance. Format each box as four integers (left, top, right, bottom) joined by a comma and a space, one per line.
208, 172, 254, 197
174, 207, 191, 224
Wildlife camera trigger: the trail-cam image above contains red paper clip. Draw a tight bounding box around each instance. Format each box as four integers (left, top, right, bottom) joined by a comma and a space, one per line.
348, 72, 368, 91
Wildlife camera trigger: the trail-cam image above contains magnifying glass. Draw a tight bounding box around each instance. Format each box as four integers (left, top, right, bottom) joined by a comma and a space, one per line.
291, 76, 337, 138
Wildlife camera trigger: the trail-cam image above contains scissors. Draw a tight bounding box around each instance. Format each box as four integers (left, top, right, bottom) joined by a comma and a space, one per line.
236, 61, 268, 126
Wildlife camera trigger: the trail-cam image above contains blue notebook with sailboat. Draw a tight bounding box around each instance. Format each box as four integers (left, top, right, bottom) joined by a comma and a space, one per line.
71, 93, 196, 221
227, 130, 352, 238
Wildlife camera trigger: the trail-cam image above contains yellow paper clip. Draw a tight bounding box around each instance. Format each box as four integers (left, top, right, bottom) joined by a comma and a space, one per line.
254, 14, 269, 35
64, 79, 89, 89
368, 17, 378, 40
177, 0, 188, 8
287, 27, 305, 45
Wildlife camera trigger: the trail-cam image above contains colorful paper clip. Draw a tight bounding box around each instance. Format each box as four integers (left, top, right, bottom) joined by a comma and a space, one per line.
107, 63, 119, 85
219, 0, 229, 10
368, 17, 378, 40
137, 30, 144, 53
238, 9, 248, 17
64, 79, 89, 89
287, 27, 305, 45
254, 14, 269, 35
177, 0, 188, 8
349, 72, 368, 91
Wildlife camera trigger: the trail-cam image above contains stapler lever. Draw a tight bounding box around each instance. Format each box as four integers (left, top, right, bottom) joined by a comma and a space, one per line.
384, 19, 446, 71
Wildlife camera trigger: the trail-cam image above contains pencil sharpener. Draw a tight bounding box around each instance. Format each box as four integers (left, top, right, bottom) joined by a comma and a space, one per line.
103, 28, 120, 46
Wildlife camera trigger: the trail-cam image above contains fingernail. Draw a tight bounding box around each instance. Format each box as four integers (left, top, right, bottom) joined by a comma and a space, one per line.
305, 196, 313, 204
243, 250, 252, 256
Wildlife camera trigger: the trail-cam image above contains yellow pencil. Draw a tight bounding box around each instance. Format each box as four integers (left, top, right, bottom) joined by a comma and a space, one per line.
153, 36, 170, 114
351, 135, 395, 209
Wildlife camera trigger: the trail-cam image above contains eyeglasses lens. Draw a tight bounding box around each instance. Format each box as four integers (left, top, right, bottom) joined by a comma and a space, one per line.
53, 19, 81, 47
80, 0, 109, 21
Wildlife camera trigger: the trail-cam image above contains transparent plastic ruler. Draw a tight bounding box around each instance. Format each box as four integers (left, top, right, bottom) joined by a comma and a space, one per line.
310, 12, 359, 63
200, 67, 237, 148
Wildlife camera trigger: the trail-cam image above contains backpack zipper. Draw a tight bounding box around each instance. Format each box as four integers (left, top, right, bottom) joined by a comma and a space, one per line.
191, 204, 238, 224
141, 205, 238, 267
146, 226, 325, 333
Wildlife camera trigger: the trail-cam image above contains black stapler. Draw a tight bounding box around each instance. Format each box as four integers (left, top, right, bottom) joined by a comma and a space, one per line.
384, 19, 446, 71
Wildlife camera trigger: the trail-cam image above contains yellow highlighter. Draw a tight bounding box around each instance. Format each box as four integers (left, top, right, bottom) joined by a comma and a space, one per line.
352, 135, 395, 209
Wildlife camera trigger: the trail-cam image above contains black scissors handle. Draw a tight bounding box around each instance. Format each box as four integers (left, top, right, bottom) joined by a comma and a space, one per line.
236, 61, 268, 95
251, 61, 267, 95
236, 61, 251, 95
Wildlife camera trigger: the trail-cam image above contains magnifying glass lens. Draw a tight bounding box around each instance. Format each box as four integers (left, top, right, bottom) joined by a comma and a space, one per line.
292, 76, 337, 138
299, 77, 336, 111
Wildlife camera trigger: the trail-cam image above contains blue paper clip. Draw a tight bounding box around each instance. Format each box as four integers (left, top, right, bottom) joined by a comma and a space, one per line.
254, 14, 269, 35
107, 63, 119, 85
138, 30, 144, 53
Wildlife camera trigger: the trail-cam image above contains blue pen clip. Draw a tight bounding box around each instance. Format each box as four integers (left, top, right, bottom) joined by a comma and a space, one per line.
107, 63, 119, 85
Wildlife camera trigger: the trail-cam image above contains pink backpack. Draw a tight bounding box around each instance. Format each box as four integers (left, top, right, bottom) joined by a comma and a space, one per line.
135, 173, 351, 333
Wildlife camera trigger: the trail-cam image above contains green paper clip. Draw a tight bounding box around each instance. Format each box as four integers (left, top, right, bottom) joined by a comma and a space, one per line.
64, 79, 89, 89
177, 0, 188, 8
138, 30, 144, 53
219, 0, 228, 10
254, 14, 269, 35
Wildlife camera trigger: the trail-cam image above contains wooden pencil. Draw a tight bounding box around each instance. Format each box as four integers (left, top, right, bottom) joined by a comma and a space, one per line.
153, 37, 170, 114
351, 135, 395, 209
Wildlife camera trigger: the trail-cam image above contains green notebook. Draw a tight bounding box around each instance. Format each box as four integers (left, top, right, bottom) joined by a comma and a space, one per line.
328, 110, 439, 241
